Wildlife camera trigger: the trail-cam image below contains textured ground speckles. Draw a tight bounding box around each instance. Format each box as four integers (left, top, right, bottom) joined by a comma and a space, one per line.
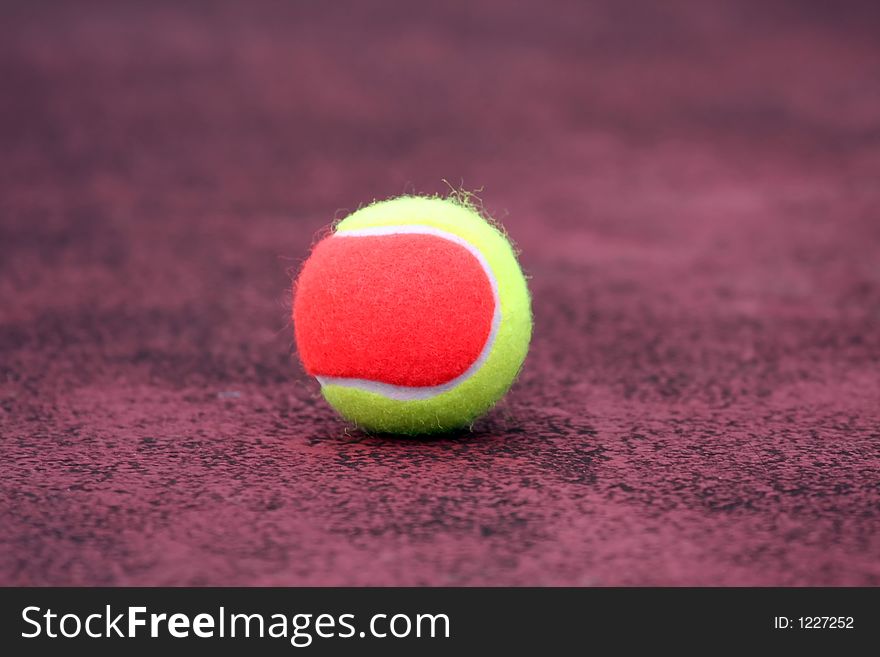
1, 0, 880, 585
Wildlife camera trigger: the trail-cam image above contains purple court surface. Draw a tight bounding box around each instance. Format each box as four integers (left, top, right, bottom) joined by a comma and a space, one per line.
1, 0, 879, 586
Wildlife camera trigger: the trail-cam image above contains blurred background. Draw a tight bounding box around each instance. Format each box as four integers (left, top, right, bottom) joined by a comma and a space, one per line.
1, 0, 879, 586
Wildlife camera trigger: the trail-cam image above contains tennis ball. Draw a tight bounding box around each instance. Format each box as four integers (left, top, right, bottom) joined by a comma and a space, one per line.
292, 195, 532, 434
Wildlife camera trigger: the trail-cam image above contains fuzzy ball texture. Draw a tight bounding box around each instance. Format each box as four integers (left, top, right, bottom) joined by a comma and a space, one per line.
293, 195, 533, 434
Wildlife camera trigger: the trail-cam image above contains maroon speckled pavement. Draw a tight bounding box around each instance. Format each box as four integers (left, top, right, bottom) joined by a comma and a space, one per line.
1, 0, 879, 586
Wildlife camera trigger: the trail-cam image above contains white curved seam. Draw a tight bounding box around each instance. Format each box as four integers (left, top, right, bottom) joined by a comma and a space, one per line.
316, 225, 501, 401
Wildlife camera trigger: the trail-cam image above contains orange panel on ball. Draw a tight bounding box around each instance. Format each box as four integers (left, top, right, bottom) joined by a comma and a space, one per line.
293, 233, 495, 388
